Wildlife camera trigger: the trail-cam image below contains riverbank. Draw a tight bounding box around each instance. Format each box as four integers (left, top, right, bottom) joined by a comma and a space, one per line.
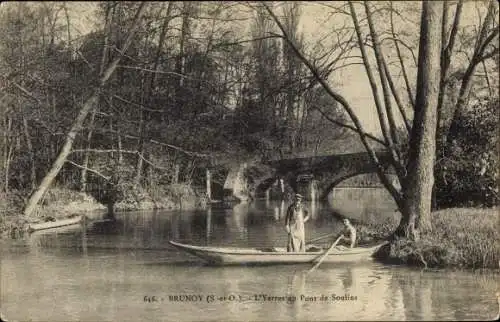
114, 183, 207, 212
361, 207, 500, 269
0, 184, 207, 239
0, 188, 107, 239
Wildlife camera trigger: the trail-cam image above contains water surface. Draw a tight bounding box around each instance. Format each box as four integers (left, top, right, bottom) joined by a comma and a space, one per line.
1, 189, 498, 321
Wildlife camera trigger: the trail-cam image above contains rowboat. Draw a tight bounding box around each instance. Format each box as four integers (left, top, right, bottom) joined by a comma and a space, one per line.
27, 215, 84, 233
169, 240, 387, 266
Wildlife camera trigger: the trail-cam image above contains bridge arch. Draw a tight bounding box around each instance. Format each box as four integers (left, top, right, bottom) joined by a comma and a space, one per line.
267, 152, 396, 201
318, 171, 398, 200
222, 151, 395, 201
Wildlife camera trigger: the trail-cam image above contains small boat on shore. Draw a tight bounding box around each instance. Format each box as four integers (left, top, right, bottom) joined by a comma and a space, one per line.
169, 240, 387, 266
27, 215, 84, 233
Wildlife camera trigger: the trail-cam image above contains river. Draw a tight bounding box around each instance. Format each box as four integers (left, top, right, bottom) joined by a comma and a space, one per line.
1, 188, 498, 321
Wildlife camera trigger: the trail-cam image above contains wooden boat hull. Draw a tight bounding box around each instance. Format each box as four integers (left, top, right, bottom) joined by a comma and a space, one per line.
169, 241, 387, 265
27, 216, 83, 233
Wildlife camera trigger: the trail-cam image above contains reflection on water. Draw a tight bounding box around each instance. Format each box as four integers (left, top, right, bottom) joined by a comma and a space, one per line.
1, 189, 499, 321
328, 188, 399, 223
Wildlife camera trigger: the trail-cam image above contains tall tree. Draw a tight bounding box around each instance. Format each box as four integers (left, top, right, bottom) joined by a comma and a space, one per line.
396, 0, 443, 237
264, 0, 444, 239
281, 2, 303, 153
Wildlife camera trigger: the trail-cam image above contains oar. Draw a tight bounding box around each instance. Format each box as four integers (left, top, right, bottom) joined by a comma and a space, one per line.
308, 234, 344, 273
306, 232, 337, 245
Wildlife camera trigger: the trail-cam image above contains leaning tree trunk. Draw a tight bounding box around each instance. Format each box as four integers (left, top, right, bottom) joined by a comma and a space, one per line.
3, 118, 14, 192
394, 0, 443, 240
23, 3, 147, 217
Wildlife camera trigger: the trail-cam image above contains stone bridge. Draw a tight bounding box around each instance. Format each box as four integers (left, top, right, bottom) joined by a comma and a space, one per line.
250, 151, 395, 200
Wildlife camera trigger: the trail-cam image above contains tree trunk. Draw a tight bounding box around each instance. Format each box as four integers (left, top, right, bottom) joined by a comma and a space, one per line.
24, 93, 100, 217
173, 163, 180, 184
134, 144, 144, 186
23, 3, 147, 217
82, 2, 112, 192
436, 0, 462, 138
80, 108, 96, 192
22, 115, 36, 190
117, 129, 123, 165
177, 2, 190, 91
395, 0, 443, 239
134, 76, 146, 187
282, 3, 301, 154
206, 169, 211, 201
3, 118, 13, 192
4, 144, 14, 193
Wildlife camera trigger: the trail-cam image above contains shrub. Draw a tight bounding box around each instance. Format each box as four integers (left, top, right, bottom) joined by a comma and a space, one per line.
373, 208, 500, 269
114, 183, 202, 211
435, 98, 499, 208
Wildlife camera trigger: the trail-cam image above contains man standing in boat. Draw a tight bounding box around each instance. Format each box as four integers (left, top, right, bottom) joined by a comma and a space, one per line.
285, 194, 310, 252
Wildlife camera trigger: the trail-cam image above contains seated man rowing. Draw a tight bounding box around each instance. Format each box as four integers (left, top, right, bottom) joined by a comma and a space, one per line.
340, 218, 357, 248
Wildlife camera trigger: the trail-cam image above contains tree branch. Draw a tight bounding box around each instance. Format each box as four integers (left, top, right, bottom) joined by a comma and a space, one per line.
437, 0, 462, 144
213, 35, 283, 47
479, 46, 499, 62
382, 58, 412, 134
109, 94, 163, 113
364, 1, 407, 179
350, 3, 403, 171
89, 128, 212, 158
312, 106, 387, 147
444, 0, 463, 64
390, 2, 415, 110
380, 37, 418, 67
6, 79, 43, 106
66, 160, 111, 181
70, 149, 173, 171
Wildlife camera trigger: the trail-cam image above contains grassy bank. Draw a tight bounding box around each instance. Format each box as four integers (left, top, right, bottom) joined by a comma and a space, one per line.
359, 208, 499, 269
0, 188, 106, 239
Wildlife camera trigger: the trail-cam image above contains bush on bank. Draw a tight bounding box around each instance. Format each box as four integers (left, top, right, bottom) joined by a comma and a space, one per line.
36, 187, 106, 218
0, 190, 25, 238
370, 208, 499, 269
0, 187, 106, 239
114, 182, 207, 211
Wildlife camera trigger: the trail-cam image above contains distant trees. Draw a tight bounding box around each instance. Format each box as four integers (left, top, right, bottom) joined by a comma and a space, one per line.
235, 3, 346, 160
0, 2, 74, 193
0, 2, 348, 214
